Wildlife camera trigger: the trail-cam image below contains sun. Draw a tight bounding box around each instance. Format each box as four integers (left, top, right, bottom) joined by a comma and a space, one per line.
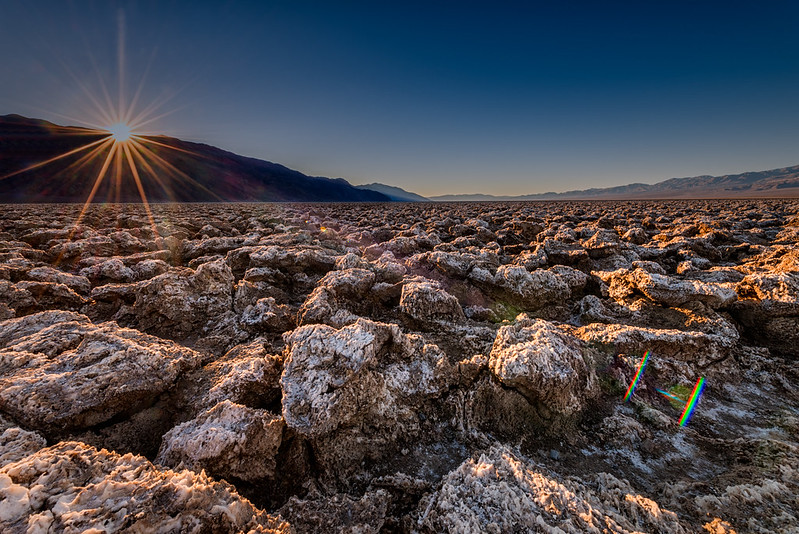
0, 7, 228, 268
107, 122, 133, 143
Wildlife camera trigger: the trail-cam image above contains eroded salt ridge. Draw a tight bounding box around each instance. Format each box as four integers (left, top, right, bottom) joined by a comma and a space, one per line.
0, 200, 798, 532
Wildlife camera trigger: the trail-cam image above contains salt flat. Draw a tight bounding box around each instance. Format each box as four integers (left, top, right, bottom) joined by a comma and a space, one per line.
1, 200, 797, 532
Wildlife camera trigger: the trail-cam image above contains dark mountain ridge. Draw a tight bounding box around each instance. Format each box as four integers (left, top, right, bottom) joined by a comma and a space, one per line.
0, 114, 390, 203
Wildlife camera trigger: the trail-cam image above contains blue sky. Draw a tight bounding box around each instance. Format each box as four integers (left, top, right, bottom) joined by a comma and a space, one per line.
2, 1, 798, 196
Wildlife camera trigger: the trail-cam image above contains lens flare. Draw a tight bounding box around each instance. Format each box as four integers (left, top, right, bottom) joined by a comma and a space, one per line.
678, 377, 706, 427
655, 388, 685, 404
619, 350, 707, 426
623, 350, 650, 402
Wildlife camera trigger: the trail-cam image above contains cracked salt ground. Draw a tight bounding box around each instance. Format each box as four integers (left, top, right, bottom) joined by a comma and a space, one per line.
0, 199, 798, 532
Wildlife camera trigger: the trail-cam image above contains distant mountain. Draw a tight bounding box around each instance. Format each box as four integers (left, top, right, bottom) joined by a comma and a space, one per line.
0, 114, 390, 203
430, 165, 799, 201
355, 183, 429, 201
428, 193, 504, 202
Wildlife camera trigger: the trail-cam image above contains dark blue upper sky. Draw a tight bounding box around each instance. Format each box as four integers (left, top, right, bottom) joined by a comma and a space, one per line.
2, 1, 798, 196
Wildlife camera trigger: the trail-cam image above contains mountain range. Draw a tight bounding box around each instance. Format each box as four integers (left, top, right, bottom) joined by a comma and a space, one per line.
0, 115, 389, 203
429, 165, 799, 201
2, 114, 799, 203
354, 183, 429, 202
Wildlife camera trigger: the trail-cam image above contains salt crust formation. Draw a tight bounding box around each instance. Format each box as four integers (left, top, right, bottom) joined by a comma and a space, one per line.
0, 311, 201, 431
0, 440, 289, 533
1, 200, 798, 532
281, 318, 454, 483
418, 443, 687, 533
157, 400, 285, 483
489, 317, 595, 415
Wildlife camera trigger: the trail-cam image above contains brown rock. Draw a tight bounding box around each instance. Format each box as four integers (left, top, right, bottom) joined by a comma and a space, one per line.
157, 400, 285, 482
132, 258, 234, 337
400, 278, 464, 323
0, 311, 202, 431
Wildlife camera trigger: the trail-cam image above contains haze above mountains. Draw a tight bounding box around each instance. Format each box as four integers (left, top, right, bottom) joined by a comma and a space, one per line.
2, 114, 799, 203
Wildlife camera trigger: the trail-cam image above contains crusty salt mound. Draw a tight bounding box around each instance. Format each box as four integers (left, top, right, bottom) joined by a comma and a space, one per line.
0, 438, 289, 533
1, 199, 798, 532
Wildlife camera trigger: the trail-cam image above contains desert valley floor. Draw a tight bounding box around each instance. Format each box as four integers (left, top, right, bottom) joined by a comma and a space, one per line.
0, 200, 798, 533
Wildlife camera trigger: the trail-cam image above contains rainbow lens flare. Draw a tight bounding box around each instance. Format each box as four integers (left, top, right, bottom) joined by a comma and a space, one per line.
678, 377, 706, 427
623, 350, 650, 402
655, 388, 685, 404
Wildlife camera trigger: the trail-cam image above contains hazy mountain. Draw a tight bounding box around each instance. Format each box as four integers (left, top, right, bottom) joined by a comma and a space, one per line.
430, 166, 799, 201
0, 114, 390, 203
355, 183, 429, 201
429, 193, 506, 202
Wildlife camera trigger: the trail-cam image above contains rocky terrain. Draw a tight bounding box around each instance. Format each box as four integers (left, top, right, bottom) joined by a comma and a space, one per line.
1, 199, 798, 533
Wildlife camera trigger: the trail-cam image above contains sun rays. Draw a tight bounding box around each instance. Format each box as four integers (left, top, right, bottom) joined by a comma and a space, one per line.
53, 121, 209, 260
0, 11, 221, 266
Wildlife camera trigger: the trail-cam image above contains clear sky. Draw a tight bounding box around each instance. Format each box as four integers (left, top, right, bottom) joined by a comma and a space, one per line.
2, 1, 798, 197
